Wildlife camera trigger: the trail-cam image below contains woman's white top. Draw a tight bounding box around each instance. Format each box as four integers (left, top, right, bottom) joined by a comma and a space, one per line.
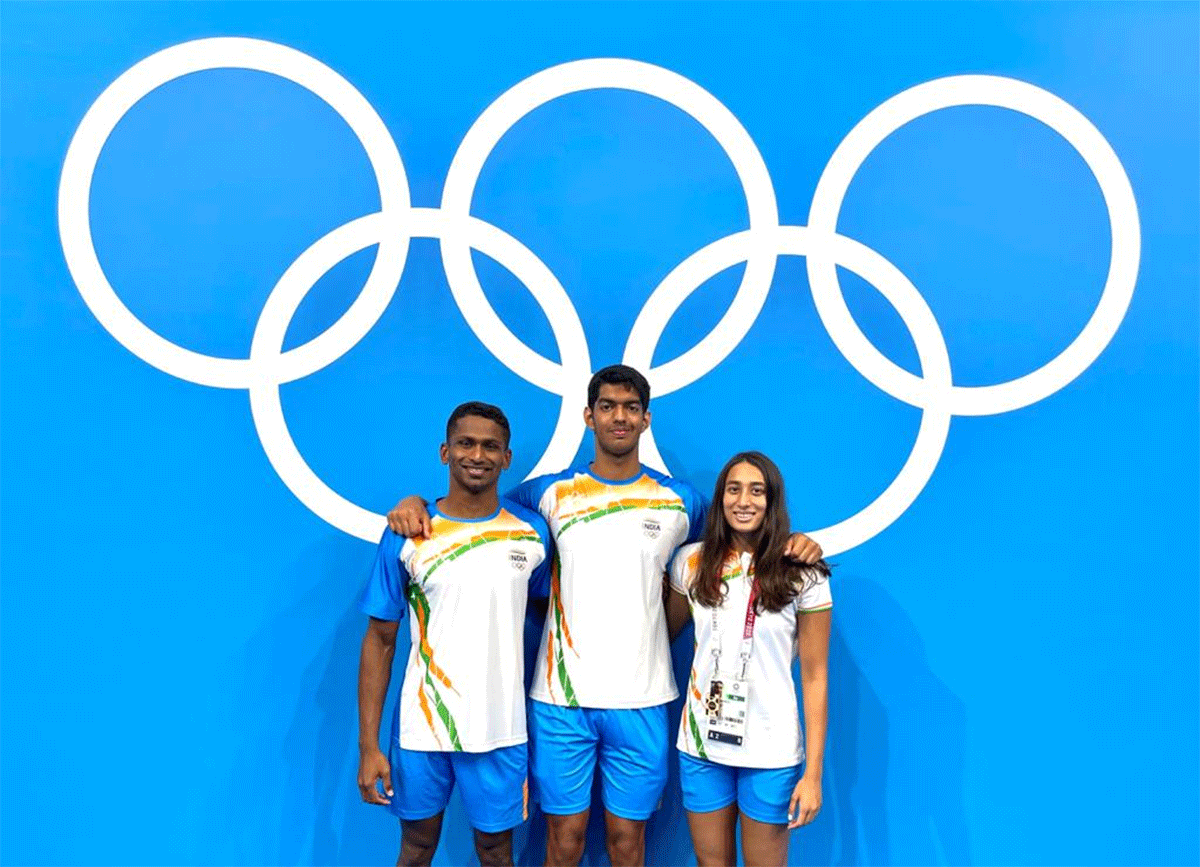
669, 541, 832, 769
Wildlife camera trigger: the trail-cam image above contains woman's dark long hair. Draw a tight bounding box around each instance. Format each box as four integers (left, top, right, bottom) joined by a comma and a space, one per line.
692, 451, 830, 613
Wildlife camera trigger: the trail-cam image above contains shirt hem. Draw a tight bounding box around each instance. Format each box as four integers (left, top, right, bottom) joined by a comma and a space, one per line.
529, 690, 679, 709
675, 745, 804, 769
398, 734, 528, 753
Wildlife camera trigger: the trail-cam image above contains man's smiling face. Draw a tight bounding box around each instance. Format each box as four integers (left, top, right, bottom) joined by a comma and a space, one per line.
441, 414, 511, 495
585, 383, 649, 461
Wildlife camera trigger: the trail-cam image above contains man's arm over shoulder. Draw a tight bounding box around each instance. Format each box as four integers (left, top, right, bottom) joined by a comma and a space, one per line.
503, 470, 566, 516
386, 494, 433, 538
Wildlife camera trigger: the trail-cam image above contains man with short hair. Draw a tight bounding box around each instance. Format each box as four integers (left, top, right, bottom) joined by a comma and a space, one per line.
358, 401, 552, 867
387, 367, 821, 867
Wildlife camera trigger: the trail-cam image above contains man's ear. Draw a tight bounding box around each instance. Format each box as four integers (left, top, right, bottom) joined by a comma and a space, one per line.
583, 406, 595, 431
642, 410, 652, 430
502, 448, 512, 470
439, 443, 449, 464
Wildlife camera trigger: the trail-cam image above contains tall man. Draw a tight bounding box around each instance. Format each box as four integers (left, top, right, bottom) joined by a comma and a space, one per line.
358, 401, 552, 867
388, 366, 821, 866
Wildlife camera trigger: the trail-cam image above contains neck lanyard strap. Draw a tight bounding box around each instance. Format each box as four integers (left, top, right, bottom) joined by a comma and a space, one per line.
710, 555, 759, 677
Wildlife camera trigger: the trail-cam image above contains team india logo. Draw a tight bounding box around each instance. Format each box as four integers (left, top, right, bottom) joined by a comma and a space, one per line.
642, 519, 662, 539
508, 549, 529, 572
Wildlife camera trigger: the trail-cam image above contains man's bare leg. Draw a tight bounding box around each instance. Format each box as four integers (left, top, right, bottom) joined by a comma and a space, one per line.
473, 828, 514, 867
545, 809, 589, 867
398, 814, 444, 867
605, 810, 647, 867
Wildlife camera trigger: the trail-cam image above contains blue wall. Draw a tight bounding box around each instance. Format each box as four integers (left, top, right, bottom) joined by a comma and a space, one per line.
2, 3, 1197, 865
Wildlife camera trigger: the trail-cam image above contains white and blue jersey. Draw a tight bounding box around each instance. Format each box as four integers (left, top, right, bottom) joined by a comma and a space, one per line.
359, 499, 552, 752
507, 465, 707, 709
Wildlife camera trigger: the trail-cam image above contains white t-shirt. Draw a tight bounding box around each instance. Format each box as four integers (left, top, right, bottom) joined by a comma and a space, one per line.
669, 541, 832, 769
509, 465, 707, 709
359, 501, 551, 752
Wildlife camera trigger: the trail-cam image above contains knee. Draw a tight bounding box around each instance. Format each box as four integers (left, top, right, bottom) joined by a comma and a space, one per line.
473, 830, 513, 867
397, 839, 437, 867
605, 826, 644, 865
693, 839, 734, 867
546, 818, 587, 864
398, 827, 440, 867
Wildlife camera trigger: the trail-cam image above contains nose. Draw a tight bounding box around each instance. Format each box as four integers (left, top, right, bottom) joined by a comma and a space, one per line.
468, 443, 486, 462
735, 487, 753, 507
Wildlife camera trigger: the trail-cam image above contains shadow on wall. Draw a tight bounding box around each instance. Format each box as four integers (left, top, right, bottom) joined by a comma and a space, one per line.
226, 533, 411, 866
796, 572, 971, 867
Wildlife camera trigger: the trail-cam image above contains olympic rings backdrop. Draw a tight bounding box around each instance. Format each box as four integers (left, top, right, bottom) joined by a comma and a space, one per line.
2, 3, 1196, 865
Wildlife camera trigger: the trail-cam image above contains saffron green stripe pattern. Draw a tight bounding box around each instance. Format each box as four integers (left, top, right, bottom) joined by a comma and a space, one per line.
406, 584, 464, 751
422, 531, 541, 583
558, 502, 685, 537
551, 586, 579, 707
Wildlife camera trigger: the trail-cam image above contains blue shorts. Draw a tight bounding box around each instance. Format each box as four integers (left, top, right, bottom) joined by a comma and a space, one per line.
387, 740, 528, 833
677, 751, 802, 825
527, 701, 669, 821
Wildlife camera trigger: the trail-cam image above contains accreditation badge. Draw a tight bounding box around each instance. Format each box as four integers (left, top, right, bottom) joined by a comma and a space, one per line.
705, 673, 751, 745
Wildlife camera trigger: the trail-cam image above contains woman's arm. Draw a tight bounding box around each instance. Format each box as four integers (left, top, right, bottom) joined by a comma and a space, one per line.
788, 607, 832, 828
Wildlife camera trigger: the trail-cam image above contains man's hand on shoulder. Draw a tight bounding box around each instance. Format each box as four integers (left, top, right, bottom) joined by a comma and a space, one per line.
357, 746, 393, 805
387, 495, 431, 538
785, 532, 823, 565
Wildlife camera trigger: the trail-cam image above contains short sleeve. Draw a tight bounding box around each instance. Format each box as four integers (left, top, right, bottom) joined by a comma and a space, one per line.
527, 513, 554, 600
796, 566, 833, 613
668, 544, 697, 595
358, 530, 410, 621
683, 486, 708, 545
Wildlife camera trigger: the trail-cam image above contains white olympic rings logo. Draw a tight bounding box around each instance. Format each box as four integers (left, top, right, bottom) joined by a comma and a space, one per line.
58, 37, 1140, 555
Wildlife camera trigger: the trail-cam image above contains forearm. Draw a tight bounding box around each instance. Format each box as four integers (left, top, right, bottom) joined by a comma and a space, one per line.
357, 629, 396, 751
665, 587, 691, 643
799, 670, 828, 780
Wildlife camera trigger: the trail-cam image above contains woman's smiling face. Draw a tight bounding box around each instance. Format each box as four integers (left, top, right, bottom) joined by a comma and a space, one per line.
722, 460, 768, 544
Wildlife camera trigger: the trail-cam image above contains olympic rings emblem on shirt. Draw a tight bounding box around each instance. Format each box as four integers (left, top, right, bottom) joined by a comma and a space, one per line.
58, 37, 1140, 555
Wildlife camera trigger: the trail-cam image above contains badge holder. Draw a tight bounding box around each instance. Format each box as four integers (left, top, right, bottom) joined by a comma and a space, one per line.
704, 556, 758, 747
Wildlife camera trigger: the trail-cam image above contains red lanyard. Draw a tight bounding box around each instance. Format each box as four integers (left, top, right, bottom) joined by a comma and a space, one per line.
711, 553, 759, 675
742, 576, 760, 641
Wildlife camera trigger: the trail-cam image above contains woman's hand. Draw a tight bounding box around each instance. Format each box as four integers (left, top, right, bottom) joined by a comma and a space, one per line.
787, 774, 822, 828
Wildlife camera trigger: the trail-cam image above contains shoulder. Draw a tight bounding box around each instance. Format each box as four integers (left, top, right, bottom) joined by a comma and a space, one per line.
499, 498, 551, 539
376, 528, 418, 573
788, 560, 833, 607
377, 527, 408, 556
670, 541, 704, 575
517, 467, 580, 498
641, 466, 703, 502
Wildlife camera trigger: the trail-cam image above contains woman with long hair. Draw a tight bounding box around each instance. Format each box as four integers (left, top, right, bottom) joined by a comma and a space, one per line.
665, 451, 832, 867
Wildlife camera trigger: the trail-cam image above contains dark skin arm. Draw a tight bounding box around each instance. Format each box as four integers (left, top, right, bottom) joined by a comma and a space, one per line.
357, 616, 399, 805
388, 495, 432, 538
665, 583, 692, 643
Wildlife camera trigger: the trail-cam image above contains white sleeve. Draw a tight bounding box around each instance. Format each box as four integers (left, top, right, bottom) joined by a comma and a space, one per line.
668, 548, 692, 595
796, 567, 833, 612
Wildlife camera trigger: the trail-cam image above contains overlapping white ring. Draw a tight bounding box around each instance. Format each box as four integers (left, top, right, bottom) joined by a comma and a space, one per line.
58, 37, 413, 390
58, 38, 1139, 552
